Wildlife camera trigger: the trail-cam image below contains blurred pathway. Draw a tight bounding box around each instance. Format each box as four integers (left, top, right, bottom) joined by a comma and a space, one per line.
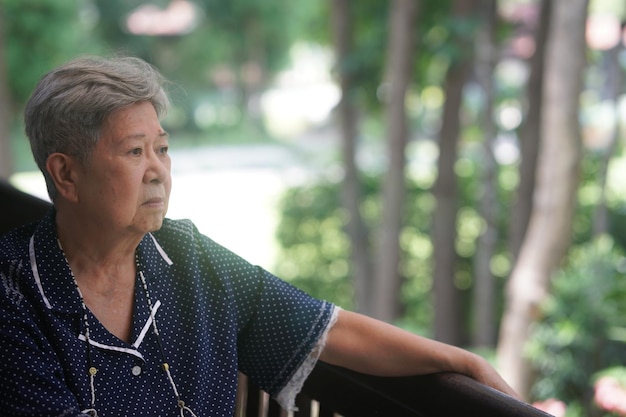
167, 144, 315, 269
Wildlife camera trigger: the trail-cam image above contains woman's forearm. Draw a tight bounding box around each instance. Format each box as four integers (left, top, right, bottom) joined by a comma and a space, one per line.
320, 309, 518, 398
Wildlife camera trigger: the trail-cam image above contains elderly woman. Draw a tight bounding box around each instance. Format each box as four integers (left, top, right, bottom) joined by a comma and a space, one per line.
0, 56, 516, 417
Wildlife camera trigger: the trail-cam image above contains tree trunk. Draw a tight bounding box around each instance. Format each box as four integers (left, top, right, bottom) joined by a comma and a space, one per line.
592, 42, 622, 236
432, 1, 475, 345
330, 0, 374, 315
496, 0, 588, 399
372, 0, 419, 322
0, 6, 14, 179
508, 0, 551, 261
472, 0, 498, 349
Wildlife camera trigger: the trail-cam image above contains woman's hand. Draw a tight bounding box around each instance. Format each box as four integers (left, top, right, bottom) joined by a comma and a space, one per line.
462, 352, 519, 399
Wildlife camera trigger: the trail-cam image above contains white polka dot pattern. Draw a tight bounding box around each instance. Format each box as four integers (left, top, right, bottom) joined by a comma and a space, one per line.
0, 210, 335, 417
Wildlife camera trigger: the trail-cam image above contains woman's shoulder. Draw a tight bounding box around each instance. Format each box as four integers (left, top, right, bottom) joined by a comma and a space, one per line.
0, 224, 36, 303
153, 217, 248, 266
154, 217, 205, 247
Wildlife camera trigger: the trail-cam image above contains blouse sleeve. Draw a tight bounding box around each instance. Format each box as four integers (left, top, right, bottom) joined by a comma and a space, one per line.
184, 221, 337, 403
275, 305, 340, 411
158, 219, 337, 409
234, 268, 336, 398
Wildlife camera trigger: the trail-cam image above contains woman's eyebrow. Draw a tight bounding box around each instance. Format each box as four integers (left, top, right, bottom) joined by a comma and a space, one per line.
119, 130, 169, 142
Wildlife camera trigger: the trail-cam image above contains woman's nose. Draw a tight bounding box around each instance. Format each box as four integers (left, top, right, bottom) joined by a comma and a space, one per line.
145, 150, 170, 183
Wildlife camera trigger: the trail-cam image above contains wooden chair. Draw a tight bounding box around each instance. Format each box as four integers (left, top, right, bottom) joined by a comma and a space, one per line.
0, 180, 51, 235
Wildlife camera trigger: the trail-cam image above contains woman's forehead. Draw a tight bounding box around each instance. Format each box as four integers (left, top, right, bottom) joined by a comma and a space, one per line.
101, 103, 165, 142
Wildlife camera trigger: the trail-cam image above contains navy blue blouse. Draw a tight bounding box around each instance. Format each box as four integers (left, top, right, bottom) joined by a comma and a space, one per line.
0, 210, 335, 417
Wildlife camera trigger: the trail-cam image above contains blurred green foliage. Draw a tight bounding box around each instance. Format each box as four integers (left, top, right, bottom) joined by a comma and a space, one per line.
527, 236, 626, 414
274, 173, 434, 333
3, 0, 103, 104
274, 146, 520, 335
273, 128, 619, 349
91, 0, 303, 79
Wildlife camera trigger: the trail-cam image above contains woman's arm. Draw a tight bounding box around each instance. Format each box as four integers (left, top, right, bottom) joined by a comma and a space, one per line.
320, 309, 518, 398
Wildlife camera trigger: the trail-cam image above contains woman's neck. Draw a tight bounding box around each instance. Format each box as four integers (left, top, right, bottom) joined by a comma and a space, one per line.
55, 210, 143, 268
56, 209, 139, 343
55, 208, 142, 286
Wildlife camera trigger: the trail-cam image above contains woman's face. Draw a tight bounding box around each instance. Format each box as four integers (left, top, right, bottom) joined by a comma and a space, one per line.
75, 101, 172, 236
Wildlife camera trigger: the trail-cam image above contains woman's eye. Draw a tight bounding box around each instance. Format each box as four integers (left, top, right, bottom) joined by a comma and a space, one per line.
130, 148, 142, 156
158, 146, 169, 155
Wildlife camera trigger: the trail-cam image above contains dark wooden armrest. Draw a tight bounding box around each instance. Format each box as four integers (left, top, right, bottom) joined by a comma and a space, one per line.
238, 361, 552, 417
299, 361, 552, 417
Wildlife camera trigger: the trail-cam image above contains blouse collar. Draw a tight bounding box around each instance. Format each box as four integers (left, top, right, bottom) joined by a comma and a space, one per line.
29, 209, 173, 315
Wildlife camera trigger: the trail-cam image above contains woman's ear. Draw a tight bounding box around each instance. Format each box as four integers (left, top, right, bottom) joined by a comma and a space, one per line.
45, 153, 80, 203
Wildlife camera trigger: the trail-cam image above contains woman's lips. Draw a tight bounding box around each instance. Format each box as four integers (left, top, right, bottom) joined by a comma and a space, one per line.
143, 197, 164, 207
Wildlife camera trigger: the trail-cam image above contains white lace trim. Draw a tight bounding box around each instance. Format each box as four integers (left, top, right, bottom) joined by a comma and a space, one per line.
275, 305, 341, 411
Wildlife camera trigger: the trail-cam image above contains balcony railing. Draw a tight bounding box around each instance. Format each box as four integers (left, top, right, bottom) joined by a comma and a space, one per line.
237, 361, 552, 417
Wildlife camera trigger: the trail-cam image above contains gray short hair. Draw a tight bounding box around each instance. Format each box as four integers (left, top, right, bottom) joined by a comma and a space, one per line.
24, 56, 170, 200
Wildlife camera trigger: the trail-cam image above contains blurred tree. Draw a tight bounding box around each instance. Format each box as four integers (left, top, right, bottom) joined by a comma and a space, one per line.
91, 0, 308, 131
591, 36, 623, 237
0, 0, 101, 178
308, 1, 391, 113
306, 1, 499, 327
323, 0, 399, 319
330, 0, 373, 315
497, 0, 589, 399
90, 0, 153, 56
472, 0, 499, 348
431, 0, 477, 345
372, 0, 420, 322
319, 0, 513, 329
324, 0, 441, 320
508, 0, 551, 262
